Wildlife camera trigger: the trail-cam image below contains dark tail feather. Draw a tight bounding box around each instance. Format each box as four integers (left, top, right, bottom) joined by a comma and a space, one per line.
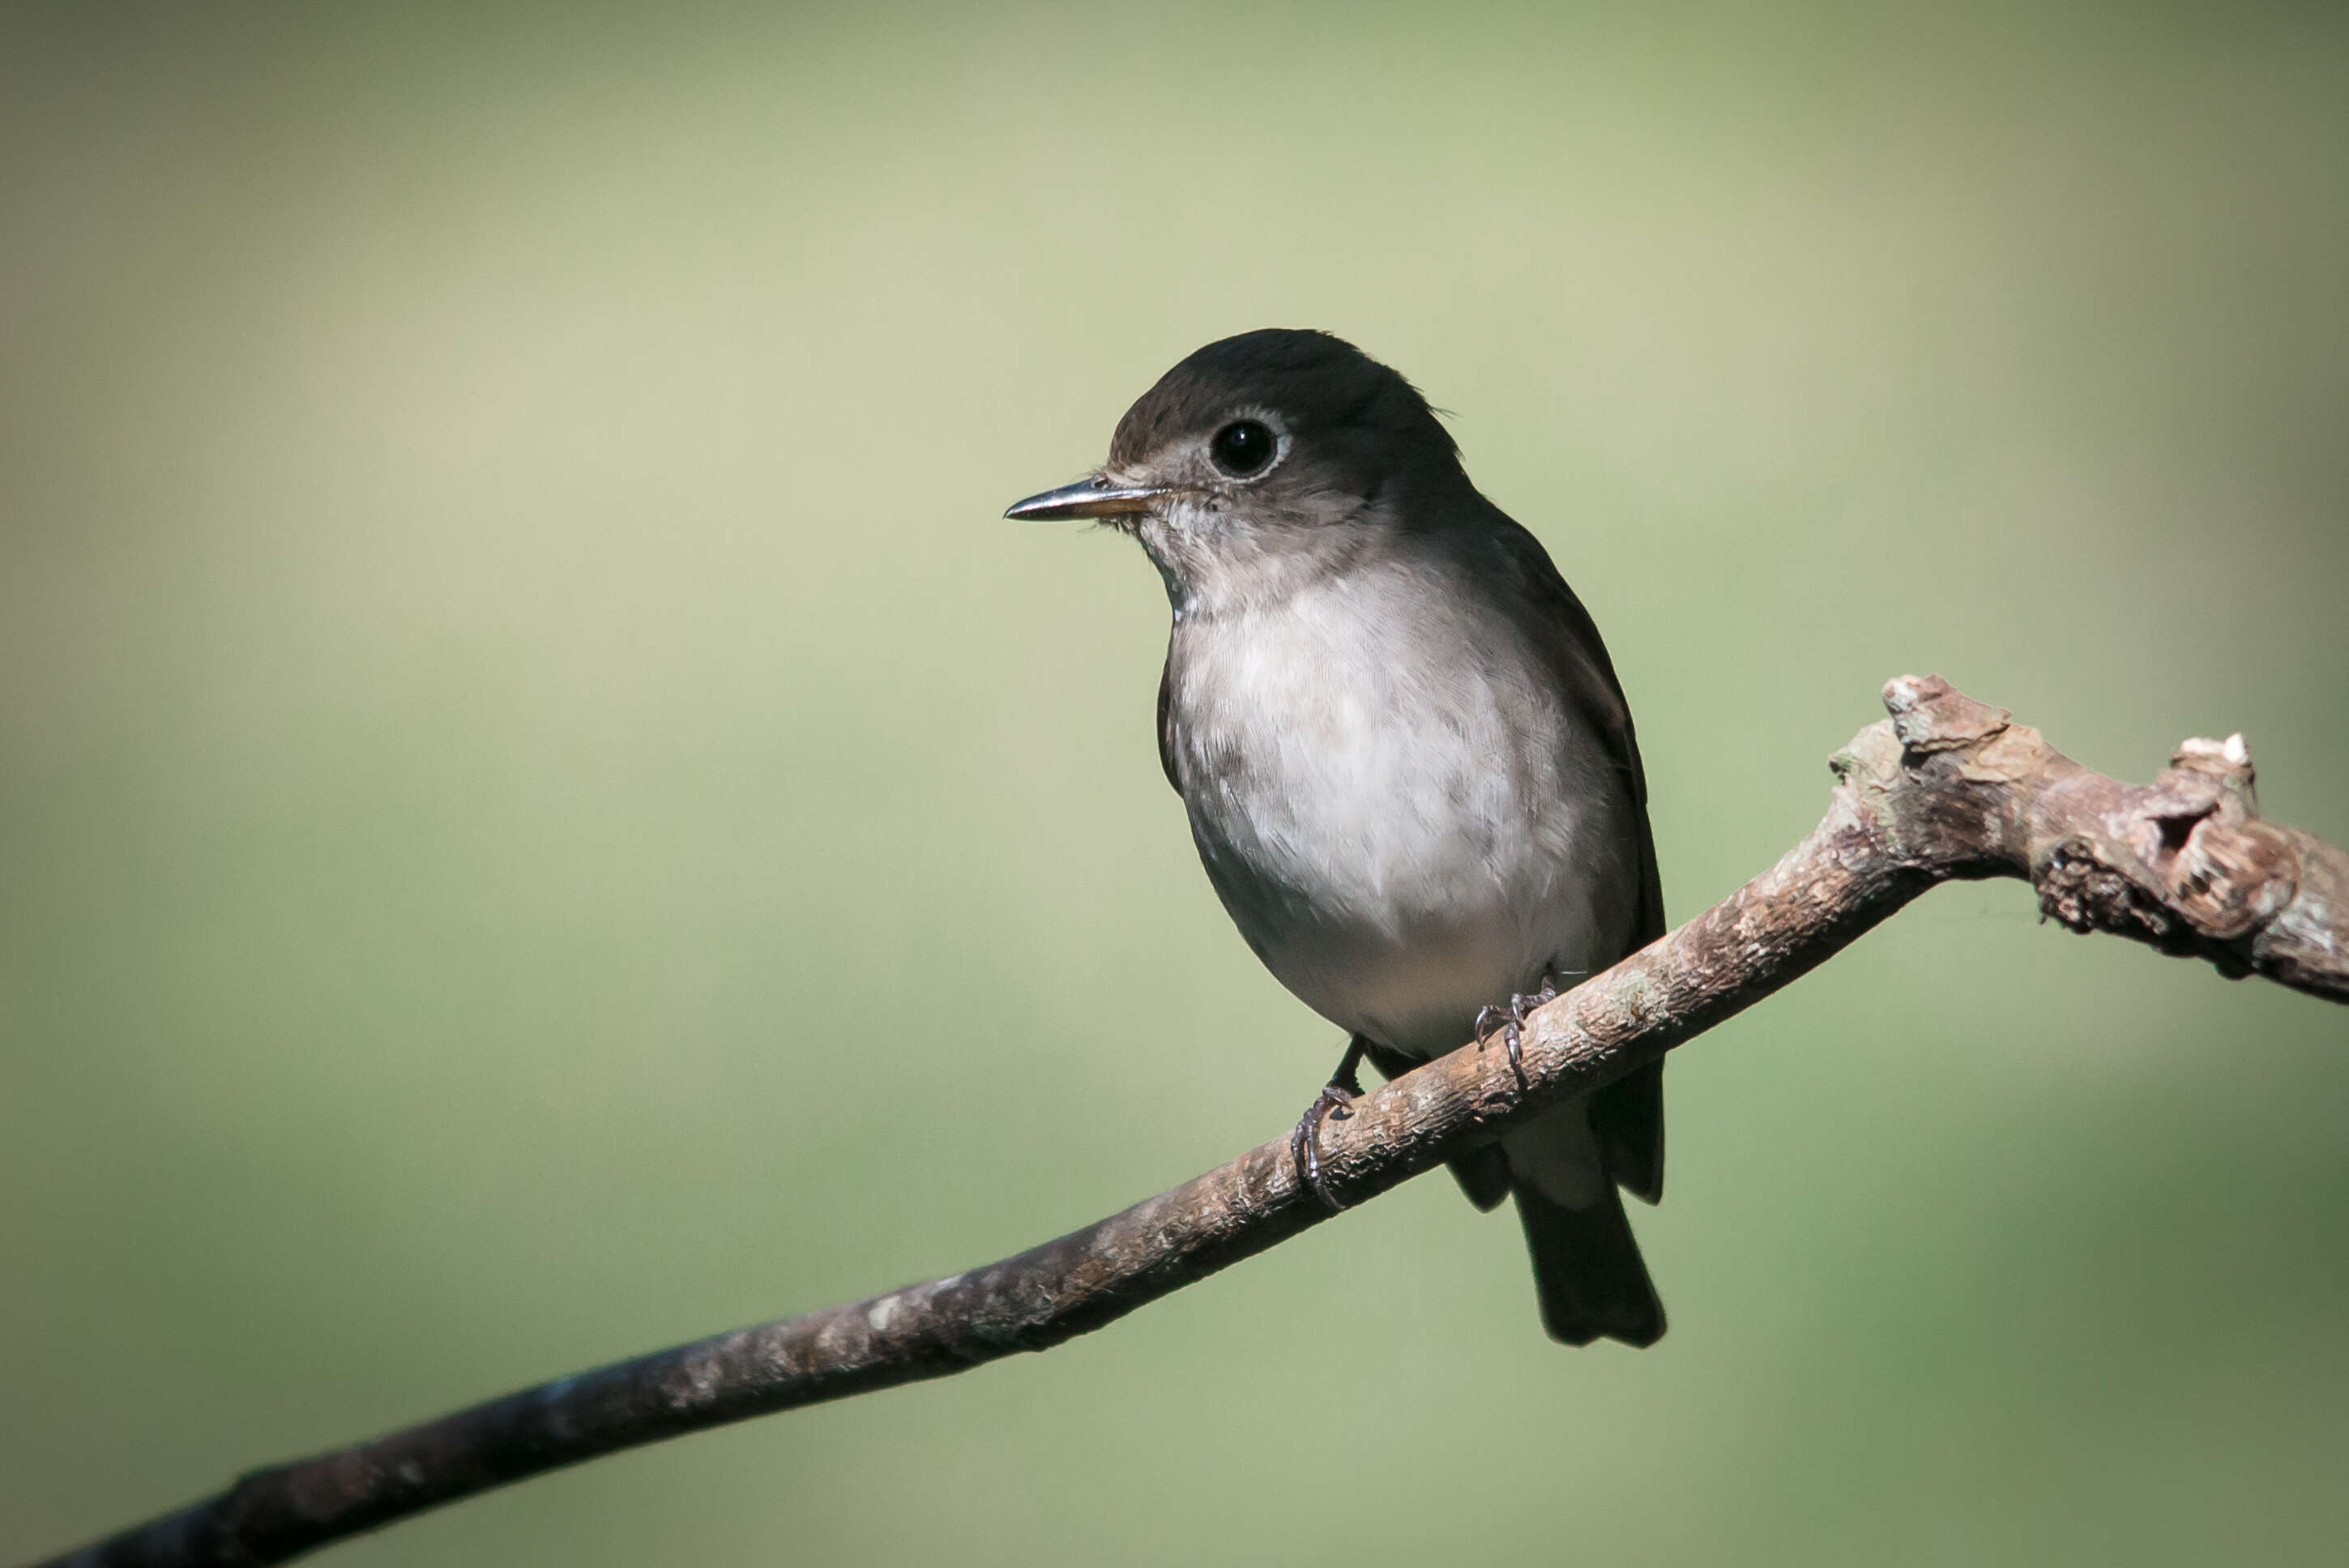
1591, 1060, 1665, 1206
1446, 1142, 1513, 1211
1512, 1178, 1666, 1348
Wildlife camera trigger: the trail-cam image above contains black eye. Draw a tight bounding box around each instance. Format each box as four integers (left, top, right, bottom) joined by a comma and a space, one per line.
1209, 419, 1276, 476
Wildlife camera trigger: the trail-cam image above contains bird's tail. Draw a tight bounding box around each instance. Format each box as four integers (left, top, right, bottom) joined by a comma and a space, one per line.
1511, 1177, 1665, 1348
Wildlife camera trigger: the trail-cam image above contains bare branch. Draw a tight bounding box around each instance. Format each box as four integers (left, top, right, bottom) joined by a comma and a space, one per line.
32, 675, 2347, 1568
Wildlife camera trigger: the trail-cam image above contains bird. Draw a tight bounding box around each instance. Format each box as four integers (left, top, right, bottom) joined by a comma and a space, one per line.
1005, 329, 1668, 1347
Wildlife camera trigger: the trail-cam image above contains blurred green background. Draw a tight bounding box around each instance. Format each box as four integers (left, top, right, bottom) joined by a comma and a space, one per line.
5, 2, 2346, 1563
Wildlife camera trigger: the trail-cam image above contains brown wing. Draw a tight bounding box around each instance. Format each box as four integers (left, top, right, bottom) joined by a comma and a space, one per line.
1481, 511, 1668, 1205
1155, 653, 1181, 793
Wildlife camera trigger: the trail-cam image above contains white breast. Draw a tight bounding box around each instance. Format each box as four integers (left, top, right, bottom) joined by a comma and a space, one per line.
1168, 562, 1636, 1057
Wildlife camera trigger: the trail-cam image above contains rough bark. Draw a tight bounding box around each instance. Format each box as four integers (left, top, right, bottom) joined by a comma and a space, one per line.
31, 675, 2347, 1568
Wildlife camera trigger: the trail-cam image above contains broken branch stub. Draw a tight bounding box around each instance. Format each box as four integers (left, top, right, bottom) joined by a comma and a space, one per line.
1860, 675, 2346, 999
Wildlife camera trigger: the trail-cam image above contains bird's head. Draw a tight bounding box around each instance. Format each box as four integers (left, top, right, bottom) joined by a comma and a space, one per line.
1006, 330, 1470, 608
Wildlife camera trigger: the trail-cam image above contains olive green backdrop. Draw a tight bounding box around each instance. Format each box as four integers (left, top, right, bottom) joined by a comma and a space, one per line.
4, 3, 2345, 1564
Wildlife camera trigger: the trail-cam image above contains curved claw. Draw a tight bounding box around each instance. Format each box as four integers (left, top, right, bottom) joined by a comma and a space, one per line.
1501, 1016, 1530, 1093
1291, 1082, 1359, 1211
1477, 983, 1562, 1096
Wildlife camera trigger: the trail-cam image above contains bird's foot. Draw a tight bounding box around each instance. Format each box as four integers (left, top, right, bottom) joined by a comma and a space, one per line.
1290, 1036, 1371, 1212
1475, 981, 1561, 1095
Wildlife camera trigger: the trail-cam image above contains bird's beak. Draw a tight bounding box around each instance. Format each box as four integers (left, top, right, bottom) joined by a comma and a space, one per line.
1003, 476, 1176, 521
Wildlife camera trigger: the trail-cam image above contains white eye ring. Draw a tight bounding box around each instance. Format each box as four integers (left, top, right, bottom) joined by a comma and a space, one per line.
1204, 407, 1292, 481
